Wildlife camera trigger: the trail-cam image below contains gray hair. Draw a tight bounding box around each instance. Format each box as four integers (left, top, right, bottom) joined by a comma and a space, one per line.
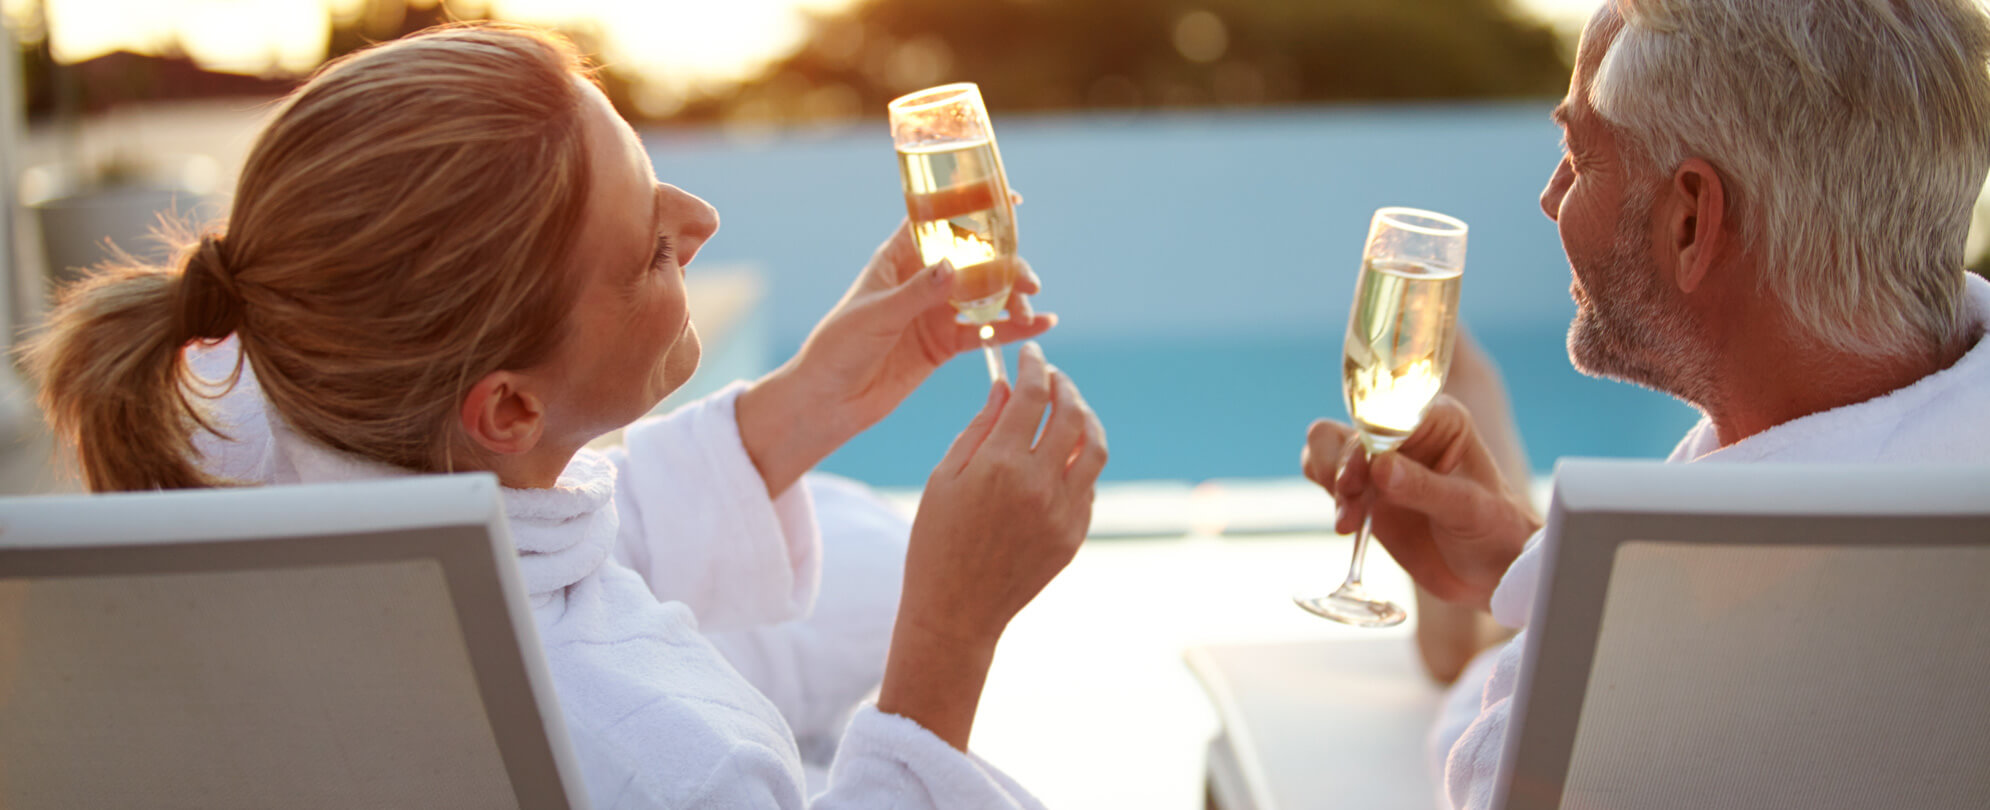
1589, 0, 1990, 358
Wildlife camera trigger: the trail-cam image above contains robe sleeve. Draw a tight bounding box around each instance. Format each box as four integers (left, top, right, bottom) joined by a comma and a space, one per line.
702, 473, 908, 760
810, 707, 1049, 810
595, 706, 1048, 810
605, 382, 822, 632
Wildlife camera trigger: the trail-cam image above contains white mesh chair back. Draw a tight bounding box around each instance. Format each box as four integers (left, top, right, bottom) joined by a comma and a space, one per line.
1495, 459, 1990, 810
0, 474, 588, 810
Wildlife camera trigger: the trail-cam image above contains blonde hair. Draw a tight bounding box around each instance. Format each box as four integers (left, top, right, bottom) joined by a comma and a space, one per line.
24, 24, 597, 491
1590, 0, 1990, 359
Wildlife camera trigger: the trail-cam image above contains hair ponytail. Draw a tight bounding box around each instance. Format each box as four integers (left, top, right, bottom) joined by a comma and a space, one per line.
24, 24, 593, 491
23, 233, 244, 491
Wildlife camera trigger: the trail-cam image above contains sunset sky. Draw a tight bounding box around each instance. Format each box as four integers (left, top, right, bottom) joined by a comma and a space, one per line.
1, 0, 1596, 89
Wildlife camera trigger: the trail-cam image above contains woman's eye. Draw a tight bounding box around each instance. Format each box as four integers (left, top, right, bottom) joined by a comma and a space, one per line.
650, 234, 674, 270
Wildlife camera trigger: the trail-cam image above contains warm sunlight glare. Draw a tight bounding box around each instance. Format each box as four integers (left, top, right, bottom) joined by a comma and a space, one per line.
932, 226, 998, 272
1351, 357, 1442, 434
20, 0, 858, 85
493, 0, 852, 87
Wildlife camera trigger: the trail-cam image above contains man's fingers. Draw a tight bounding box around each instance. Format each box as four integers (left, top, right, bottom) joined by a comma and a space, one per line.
1334, 437, 1371, 504
1371, 451, 1482, 521
1399, 395, 1476, 475
990, 342, 1054, 446
1334, 499, 1367, 535
1302, 418, 1355, 487
935, 380, 1010, 477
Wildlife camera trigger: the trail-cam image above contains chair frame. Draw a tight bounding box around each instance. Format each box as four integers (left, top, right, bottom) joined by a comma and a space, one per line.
0, 474, 589, 810
1494, 459, 1990, 810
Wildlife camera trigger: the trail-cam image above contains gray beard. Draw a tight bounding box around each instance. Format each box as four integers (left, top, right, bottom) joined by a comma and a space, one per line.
1565, 196, 1718, 409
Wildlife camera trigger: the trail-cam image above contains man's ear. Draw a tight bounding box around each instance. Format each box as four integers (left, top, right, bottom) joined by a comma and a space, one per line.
459, 371, 546, 456
1666, 157, 1728, 294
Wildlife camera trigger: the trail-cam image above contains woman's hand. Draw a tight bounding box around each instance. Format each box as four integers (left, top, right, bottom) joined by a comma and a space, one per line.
878, 343, 1107, 749
1302, 396, 1540, 611
737, 220, 1054, 496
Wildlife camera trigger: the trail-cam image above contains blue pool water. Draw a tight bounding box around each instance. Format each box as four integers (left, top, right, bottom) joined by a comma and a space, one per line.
645, 103, 1704, 487
808, 327, 1700, 488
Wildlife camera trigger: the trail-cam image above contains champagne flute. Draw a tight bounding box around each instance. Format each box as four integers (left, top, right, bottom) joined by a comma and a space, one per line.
1296, 207, 1467, 627
888, 82, 1020, 383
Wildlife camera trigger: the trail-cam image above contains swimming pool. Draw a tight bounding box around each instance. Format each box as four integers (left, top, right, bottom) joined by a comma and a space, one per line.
645, 102, 1703, 487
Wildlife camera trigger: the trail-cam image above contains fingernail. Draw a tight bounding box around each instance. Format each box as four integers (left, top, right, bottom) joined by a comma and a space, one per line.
931, 259, 955, 287
1024, 340, 1043, 358
1334, 502, 1347, 525
1384, 458, 1407, 490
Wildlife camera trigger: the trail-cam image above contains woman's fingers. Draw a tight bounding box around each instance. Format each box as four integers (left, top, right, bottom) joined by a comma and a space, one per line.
864, 259, 958, 330
956, 313, 1057, 351
1012, 259, 1041, 295
1009, 291, 1036, 325
990, 343, 1054, 447
1065, 385, 1108, 485
935, 380, 1011, 478
877, 219, 919, 273
1033, 368, 1083, 462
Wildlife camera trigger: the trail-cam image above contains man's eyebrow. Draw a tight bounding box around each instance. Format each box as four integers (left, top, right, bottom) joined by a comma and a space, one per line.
1550, 102, 1571, 129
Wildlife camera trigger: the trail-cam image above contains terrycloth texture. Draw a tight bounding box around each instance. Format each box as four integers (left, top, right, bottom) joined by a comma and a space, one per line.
185, 340, 1043, 810
185, 342, 900, 749
705, 473, 910, 781
605, 384, 822, 632
1432, 273, 1990, 810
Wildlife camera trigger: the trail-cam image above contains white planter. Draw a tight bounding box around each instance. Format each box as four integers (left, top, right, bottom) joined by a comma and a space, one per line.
29, 180, 221, 291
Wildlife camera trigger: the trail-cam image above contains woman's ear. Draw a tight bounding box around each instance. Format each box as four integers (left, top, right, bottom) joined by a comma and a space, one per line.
460, 371, 546, 456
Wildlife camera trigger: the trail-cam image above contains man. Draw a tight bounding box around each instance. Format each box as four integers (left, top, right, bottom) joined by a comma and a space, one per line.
1302, 0, 1990, 807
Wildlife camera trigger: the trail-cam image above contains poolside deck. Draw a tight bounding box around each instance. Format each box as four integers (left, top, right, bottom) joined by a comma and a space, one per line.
972, 528, 1429, 809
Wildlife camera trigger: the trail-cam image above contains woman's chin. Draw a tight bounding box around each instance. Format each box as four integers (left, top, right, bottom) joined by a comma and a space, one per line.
663, 332, 702, 393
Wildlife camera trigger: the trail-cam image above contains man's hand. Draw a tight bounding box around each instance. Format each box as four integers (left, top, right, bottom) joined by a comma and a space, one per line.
737, 220, 1054, 495
1302, 395, 1540, 611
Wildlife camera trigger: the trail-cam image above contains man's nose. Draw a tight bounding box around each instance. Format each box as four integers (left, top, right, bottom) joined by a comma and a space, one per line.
1540, 157, 1573, 222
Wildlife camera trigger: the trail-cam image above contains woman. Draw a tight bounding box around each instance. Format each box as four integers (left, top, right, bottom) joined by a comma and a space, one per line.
27, 24, 1106, 808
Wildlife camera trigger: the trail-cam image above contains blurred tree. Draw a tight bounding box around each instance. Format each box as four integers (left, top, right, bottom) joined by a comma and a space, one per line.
9, 0, 645, 121
680, 0, 1571, 125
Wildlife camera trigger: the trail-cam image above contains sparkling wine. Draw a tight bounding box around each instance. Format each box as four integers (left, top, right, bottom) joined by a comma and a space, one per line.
1342, 258, 1462, 452
897, 137, 1018, 324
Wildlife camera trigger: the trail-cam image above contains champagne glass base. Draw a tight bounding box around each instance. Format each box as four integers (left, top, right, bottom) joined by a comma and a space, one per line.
1294, 587, 1407, 628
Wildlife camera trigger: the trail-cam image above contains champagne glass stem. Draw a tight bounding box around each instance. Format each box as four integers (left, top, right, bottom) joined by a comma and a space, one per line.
1341, 513, 1374, 591
979, 325, 1006, 383
1294, 481, 1406, 627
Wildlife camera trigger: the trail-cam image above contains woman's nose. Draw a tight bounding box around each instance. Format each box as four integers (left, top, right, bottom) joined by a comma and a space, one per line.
661, 184, 719, 268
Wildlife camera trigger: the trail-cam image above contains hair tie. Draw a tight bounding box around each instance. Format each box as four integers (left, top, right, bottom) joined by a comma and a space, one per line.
177, 234, 244, 341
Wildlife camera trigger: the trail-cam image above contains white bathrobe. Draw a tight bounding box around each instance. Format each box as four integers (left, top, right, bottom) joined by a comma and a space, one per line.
187, 343, 1045, 809
1433, 273, 1990, 810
